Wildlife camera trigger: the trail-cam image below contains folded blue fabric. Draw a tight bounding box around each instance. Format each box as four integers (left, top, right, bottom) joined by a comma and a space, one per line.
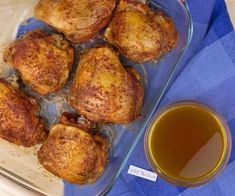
15, 0, 234, 195
108, 0, 235, 195
60, 0, 235, 195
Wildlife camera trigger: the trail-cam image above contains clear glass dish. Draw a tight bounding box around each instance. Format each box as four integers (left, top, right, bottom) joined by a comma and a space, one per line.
0, 0, 193, 195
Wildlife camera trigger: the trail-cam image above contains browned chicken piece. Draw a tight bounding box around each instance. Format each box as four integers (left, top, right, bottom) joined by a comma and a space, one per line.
0, 79, 48, 147
105, 0, 178, 63
34, 0, 116, 43
38, 123, 108, 184
68, 46, 144, 124
3, 30, 74, 95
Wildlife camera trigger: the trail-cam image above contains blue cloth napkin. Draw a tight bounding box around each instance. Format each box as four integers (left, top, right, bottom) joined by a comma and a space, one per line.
107, 0, 235, 195
63, 0, 235, 195
15, 0, 234, 195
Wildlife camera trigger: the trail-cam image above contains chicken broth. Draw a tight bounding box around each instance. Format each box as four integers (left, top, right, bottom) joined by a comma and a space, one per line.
148, 104, 226, 182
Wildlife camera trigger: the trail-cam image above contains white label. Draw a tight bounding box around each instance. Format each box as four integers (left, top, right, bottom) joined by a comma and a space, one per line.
127, 165, 158, 182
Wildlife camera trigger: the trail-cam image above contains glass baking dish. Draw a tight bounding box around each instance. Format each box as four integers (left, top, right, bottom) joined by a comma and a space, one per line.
0, 0, 192, 195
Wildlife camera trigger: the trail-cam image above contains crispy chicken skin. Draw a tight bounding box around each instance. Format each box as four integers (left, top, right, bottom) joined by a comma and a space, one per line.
68, 46, 144, 124
0, 80, 48, 147
34, 0, 116, 43
105, 0, 178, 63
3, 30, 74, 95
38, 123, 108, 184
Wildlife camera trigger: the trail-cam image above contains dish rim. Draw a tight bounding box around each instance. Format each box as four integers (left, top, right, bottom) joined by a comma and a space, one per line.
100, 1, 194, 195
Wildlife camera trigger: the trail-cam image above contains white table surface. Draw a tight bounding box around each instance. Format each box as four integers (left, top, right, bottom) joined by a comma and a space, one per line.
0, 1, 234, 196
227, 0, 235, 27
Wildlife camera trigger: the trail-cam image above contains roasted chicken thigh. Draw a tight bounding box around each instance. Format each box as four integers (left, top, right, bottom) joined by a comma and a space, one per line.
105, 0, 178, 63
0, 79, 47, 147
38, 123, 108, 184
3, 30, 74, 95
69, 46, 144, 124
34, 0, 116, 43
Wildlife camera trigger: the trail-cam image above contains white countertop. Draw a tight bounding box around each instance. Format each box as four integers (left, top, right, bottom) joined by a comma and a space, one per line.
227, 0, 235, 27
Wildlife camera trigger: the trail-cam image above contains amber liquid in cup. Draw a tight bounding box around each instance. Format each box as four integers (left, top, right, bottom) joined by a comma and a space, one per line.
145, 101, 232, 187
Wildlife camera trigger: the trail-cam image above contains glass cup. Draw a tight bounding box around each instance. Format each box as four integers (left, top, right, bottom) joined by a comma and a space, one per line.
144, 100, 232, 187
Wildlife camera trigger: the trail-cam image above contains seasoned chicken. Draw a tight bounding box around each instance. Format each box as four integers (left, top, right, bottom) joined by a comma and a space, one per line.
69, 46, 144, 124
34, 0, 116, 43
105, 0, 178, 63
38, 123, 108, 184
0, 79, 48, 147
3, 30, 74, 95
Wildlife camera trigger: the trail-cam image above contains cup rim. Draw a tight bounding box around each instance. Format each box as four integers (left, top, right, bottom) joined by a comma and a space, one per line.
144, 100, 232, 187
